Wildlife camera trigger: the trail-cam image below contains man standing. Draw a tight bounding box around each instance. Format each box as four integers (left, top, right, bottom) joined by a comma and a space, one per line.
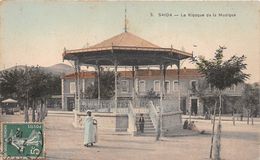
139, 113, 145, 133
84, 110, 97, 147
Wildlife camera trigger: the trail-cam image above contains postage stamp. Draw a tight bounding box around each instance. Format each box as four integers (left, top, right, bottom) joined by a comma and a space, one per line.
1, 123, 45, 159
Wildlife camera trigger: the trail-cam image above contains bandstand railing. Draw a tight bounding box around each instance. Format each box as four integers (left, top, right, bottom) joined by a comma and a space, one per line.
79, 99, 129, 113
135, 98, 160, 108
78, 96, 180, 114
148, 101, 159, 132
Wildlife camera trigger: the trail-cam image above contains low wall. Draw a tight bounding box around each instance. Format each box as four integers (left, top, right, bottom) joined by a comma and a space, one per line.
73, 110, 128, 132
162, 111, 183, 135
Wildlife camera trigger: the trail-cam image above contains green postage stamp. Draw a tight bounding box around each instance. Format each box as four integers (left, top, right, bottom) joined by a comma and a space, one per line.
1, 123, 45, 159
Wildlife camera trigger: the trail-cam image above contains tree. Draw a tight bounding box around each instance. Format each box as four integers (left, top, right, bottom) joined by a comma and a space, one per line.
189, 79, 218, 119
85, 69, 115, 99
241, 83, 259, 125
27, 66, 61, 122
0, 68, 26, 99
144, 88, 160, 99
0, 66, 61, 122
222, 95, 241, 125
193, 46, 249, 160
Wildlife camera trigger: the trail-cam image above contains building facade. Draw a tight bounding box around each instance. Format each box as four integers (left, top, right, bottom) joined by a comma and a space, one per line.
61, 68, 244, 115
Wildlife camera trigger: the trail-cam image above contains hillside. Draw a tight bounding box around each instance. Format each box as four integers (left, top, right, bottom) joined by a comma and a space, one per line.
1, 63, 74, 76
44, 63, 74, 75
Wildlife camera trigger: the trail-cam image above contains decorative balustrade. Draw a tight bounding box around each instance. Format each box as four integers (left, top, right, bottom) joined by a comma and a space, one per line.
135, 98, 160, 108
79, 99, 129, 113
148, 101, 159, 132
78, 96, 179, 114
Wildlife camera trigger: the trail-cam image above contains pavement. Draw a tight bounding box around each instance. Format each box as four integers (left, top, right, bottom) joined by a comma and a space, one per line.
0, 113, 260, 160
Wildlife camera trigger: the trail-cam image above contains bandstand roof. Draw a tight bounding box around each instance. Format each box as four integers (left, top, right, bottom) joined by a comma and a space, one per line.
63, 32, 192, 66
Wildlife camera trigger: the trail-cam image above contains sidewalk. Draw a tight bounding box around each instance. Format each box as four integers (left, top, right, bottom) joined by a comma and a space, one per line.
44, 114, 259, 160
1, 114, 259, 160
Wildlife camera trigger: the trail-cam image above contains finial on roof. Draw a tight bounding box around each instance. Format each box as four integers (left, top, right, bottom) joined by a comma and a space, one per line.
124, 7, 128, 32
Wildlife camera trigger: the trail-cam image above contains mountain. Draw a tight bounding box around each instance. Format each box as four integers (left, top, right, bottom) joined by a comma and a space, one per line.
44, 63, 74, 75
1, 63, 74, 76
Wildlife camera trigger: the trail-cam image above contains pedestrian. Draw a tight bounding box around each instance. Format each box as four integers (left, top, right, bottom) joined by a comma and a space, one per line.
188, 121, 205, 134
84, 110, 97, 147
139, 113, 145, 133
205, 112, 209, 120
183, 119, 188, 129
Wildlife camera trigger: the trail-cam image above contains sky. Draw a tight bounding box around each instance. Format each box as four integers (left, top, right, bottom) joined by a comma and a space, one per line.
0, 1, 259, 83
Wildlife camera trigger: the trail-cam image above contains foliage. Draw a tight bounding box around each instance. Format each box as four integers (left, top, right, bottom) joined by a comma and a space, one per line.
222, 96, 242, 113
193, 46, 250, 91
0, 68, 26, 99
144, 88, 160, 99
189, 79, 218, 113
85, 69, 115, 99
241, 83, 259, 116
0, 66, 61, 104
193, 46, 250, 159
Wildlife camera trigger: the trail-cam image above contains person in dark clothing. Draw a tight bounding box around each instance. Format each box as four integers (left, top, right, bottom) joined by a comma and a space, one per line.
183, 120, 189, 129
139, 114, 145, 133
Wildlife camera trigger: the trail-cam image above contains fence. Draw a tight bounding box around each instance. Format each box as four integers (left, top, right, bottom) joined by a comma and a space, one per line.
79, 99, 129, 113
78, 96, 180, 114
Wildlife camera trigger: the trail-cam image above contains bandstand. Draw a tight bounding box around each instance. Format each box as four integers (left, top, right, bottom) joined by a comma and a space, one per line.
62, 30, 192, 136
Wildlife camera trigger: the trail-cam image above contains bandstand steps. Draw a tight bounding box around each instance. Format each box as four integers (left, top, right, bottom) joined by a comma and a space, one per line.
135, 113, 156, 137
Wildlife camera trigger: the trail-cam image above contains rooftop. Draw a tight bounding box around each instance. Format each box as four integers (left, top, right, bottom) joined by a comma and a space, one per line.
63, 32, 192, 66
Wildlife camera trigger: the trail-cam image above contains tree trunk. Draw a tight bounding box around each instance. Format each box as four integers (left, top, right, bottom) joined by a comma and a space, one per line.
39, 99, 47, 122
214, 124, 221, 160
39, 100, 43, 122
214, 93, 222, 160
232, 110, 235, 126
44, 99, 48, 118
209, 101, 217, 159
247, 110, 250, 125
32, 100, 36, 122
251, 116, 254, 125
36, 103, 40, 122
24, 105, 29, 123
156, 113, 161, 141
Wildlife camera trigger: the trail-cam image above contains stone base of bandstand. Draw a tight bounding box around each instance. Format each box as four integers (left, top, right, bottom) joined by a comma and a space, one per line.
72, 110, 190, 137
161, 111, 183, 137
72, 110, 129, 132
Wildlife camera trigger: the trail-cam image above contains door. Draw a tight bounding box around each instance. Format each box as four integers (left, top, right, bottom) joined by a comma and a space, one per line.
181, 97, 187, 114
67, 97, 75, 111
191, 99, 198, 115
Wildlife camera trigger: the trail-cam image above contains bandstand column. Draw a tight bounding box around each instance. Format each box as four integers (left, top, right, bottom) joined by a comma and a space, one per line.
132, 66, 136, 107
74, 60, 81, 112
177, 61, 181, 111
97, 65, 101, 109
159, 64, 164, 136
114, 60, 118, 113
163, 65, 167, 97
